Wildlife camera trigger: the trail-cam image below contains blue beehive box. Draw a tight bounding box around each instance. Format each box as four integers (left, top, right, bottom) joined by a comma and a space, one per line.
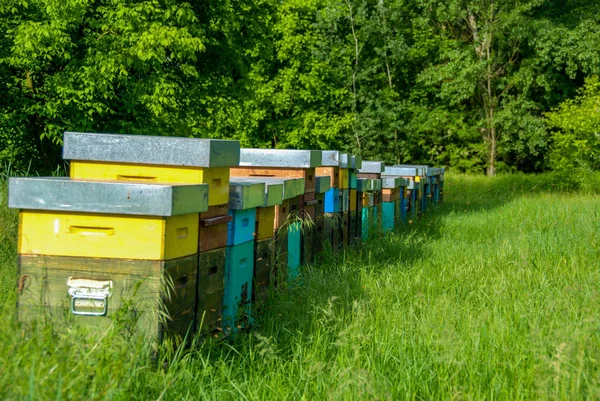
223, 240, 255, 332
324, 188, 340, 213
227, 208, 256, 246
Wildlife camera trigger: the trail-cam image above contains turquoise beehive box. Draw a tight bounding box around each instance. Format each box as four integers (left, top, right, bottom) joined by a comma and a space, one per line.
222, 240, 255, 332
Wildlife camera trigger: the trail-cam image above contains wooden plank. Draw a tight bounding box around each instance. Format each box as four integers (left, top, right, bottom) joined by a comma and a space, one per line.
18, 254, 197, 343
356, 172, 380, 180
19, 211, 198, 261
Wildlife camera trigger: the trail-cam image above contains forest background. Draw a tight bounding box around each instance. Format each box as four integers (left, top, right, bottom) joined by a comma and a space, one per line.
1, 0, 599, 179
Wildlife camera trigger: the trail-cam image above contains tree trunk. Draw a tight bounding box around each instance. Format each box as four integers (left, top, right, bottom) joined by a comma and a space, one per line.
345, 0, 361, 152
487, 125, 496, 176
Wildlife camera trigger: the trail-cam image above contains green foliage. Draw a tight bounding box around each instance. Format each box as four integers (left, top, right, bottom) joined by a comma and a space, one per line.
547, 76, 600, 171
1, 0, 600, 174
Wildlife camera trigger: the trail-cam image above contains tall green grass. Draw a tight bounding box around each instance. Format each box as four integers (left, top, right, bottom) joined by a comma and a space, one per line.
1, 173, 599, 400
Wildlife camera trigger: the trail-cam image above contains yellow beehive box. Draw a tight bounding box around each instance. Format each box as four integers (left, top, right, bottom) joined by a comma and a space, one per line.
256, 206, 276, 241
18, 211, 199, 260
338, 168, 350, 189
70, 162, 230, 206
63, 132, 240, 206
349, 189, 357, 211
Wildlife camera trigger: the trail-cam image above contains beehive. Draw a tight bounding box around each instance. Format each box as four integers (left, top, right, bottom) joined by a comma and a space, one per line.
10, 178, 209, 342
232, 149, 321, 193
63, 132, 240, 207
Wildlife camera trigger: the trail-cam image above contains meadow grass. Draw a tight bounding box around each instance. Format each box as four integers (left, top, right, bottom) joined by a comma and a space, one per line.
0, 173, 599, 400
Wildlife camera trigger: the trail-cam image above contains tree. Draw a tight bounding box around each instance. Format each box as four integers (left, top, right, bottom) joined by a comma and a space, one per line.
546, 75, 600, 173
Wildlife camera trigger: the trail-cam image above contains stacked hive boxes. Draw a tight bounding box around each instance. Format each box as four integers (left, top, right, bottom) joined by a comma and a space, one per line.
383, 166, 423, 219
348, 155, 362, 246
393, 165, 430, 214
316, 151, 344, 252
222, 181, 265, 333
9, 130, 447, 342
357, 161, 384, 240
11, 179, 209, 344
65, 132, 240, 336
231, 149, 319, 281
229, 178, 284, 304
381, 177, 403, 233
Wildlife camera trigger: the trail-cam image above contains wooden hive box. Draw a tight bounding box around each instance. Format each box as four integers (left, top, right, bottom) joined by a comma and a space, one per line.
63, 132, 239, 207
314, 176, 330, 218
10, 179, 208, 261
18, 254, 198, 344
232, 149, 321, 193
253, 239, 276, 305
197, 248, 226, 334
9, 178, 209, 342
230, 178, 284, 241
301, 192, 317, 219
226, 181, 264, 246
199, 205, 231, 252
314, 215, 326, 254
223, 241, 254, 333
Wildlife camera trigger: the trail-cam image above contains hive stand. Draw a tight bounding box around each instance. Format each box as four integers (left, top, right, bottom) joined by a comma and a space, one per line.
9, 178, 209, 344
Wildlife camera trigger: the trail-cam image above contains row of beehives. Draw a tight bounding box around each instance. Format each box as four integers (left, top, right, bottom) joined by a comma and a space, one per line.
8, 132, 444, 342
